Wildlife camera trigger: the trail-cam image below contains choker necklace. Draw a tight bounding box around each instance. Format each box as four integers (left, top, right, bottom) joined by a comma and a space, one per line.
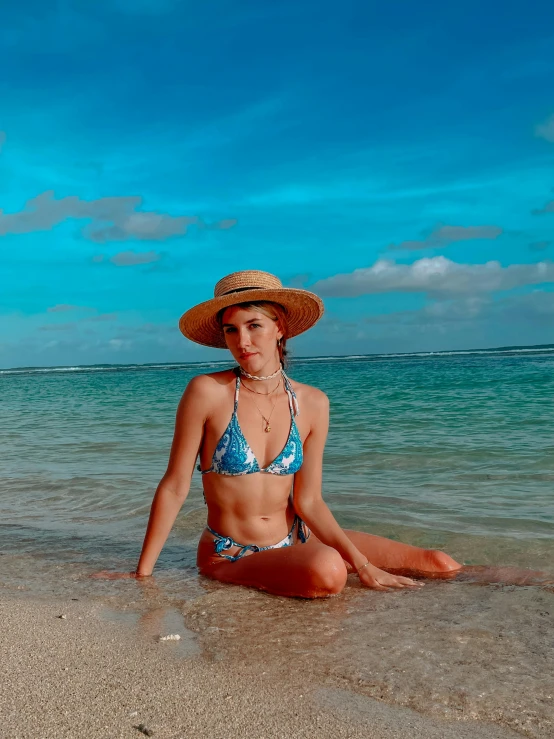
240, 367, 282, 381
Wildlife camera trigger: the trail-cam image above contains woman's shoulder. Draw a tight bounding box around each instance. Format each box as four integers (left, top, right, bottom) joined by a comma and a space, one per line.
185, 369, 236, 398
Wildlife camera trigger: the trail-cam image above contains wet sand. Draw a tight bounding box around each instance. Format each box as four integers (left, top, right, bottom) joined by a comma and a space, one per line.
1, 572, 552, 738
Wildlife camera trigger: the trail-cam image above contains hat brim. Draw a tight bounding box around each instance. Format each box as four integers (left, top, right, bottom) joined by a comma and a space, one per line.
179, 288, 324, 348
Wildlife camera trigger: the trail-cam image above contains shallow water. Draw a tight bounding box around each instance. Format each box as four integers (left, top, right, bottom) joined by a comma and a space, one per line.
1, 349, 553, 736
1, 347, 553, 577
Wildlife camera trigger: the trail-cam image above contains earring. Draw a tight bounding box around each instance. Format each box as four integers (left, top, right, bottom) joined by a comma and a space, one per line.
277, 339, 281, 346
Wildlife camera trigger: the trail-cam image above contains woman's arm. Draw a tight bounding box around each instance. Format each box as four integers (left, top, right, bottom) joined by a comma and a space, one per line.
293, 390, 368, 570
136, 375, 210, 576
293, 389, 417, 590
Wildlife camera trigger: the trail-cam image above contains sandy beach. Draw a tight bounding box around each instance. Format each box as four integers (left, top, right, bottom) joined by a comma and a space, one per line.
1, 574, 551, 738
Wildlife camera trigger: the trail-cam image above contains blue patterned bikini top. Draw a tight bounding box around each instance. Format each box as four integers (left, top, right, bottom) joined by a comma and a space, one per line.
198, 371, 303, 476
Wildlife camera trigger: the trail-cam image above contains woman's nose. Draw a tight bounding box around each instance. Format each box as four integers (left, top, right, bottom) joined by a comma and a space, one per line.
237, 329, 251, 348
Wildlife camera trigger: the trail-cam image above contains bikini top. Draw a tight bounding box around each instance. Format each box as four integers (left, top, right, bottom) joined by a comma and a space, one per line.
198, 371, 303, 477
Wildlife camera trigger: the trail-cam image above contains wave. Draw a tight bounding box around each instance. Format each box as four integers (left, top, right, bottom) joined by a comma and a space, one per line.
0, 361, 232, 376
2, 345, 553, 376
376, 347, 554, 359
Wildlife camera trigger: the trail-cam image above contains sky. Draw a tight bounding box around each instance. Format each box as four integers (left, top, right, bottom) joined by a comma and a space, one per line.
1, 0, 553, 368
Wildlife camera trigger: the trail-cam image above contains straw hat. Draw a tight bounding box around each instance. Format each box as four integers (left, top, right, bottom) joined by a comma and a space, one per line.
179, 270, 324, 348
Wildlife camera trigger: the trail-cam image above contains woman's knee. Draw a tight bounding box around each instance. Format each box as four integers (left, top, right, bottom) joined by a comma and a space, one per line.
425, 549, 462, 573
306, 547, 348, 596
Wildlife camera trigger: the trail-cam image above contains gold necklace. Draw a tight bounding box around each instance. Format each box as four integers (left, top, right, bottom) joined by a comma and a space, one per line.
248, 393, 279, 433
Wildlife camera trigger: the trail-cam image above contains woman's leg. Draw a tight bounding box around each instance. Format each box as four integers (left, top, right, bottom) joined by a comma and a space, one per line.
198, 537, 348, 599
341, 529, 462, 575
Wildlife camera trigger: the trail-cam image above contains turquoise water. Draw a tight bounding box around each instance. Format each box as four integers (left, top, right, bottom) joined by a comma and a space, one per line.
2, 347, 553, 737
1, 346, 553, 585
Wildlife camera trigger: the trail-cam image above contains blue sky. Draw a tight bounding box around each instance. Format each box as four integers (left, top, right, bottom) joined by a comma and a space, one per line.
1, 0, 553, 368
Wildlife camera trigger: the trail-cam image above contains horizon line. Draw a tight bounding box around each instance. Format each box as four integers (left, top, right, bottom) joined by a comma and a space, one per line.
1, 341, 553, 373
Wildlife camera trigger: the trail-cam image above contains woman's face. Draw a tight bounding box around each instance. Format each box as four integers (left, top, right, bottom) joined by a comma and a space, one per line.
221, 306, 283, 372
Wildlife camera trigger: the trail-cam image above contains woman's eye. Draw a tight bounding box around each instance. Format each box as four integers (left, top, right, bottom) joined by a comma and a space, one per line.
224, 327, 236, 334
250, 323, 261, 328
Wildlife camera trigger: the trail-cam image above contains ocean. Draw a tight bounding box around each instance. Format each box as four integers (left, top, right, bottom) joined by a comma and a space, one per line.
1, 346, 553, 735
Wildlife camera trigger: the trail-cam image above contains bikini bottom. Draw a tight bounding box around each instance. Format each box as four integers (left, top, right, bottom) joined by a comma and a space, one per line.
207, 514, 310, 562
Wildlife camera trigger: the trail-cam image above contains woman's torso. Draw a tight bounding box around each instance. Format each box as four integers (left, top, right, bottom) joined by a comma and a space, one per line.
196, 369, 312, 548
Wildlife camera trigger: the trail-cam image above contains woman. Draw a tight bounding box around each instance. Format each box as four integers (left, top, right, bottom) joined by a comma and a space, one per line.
135, 270, 461, 598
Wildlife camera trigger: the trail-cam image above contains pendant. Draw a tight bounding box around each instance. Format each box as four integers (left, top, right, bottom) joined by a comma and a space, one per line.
265, 424, 271, 433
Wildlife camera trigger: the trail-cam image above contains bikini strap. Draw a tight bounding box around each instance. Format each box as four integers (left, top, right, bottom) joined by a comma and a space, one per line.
234, 375, 240, 412
207, 525, 260, 561
281, 370, 300, 417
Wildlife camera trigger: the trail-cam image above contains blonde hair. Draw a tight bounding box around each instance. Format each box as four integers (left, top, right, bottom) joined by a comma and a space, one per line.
218, 301, 289, 367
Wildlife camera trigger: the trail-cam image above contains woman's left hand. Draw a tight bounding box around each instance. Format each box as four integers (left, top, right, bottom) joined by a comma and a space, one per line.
357, 562, 423, 591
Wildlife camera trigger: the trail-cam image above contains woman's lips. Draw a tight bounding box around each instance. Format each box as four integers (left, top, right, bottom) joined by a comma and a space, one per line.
239, 352, 257, 359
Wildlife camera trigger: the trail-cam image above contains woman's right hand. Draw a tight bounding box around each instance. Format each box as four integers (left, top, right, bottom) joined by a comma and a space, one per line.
357, 562, 423, 591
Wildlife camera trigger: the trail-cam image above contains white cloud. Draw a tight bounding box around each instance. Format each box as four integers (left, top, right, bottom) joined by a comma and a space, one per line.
313, 257, 554, 298
389, 224, 502, 251
0, 191, 236, 242
370, 291, 554, 328
211, 219, 237, 231
532, 200, 554, 215
419, 296, 488, 320
110, 250, 161, 266
47, 304, 91, 312
359, 296, 491, 330
502, 290, 554, 321
534, 114, 554, 143
87, 212, 197, 243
